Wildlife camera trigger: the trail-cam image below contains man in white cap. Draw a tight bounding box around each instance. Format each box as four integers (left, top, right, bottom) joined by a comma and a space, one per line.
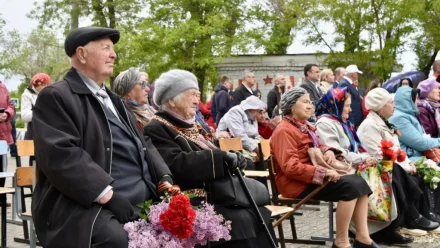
32, 26, 174, 248
339, 64, 364, 128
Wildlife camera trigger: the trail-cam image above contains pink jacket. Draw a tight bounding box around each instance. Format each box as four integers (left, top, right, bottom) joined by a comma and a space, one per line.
0, 82, 15, 144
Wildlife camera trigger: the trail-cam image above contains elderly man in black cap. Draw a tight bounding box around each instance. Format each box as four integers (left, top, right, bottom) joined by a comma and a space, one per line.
31, 27, 174, 248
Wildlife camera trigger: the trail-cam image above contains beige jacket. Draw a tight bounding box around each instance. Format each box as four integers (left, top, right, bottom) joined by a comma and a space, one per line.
357, 111, 412, 172
315, 117, 369, 166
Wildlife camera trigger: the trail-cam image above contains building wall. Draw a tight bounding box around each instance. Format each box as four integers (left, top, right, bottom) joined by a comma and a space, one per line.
214, 54, 328, 103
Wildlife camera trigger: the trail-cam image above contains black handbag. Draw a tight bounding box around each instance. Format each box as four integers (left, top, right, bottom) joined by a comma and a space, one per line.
207, 169, 270, 207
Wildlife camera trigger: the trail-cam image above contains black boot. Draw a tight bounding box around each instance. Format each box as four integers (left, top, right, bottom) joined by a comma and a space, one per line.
373, 230, 413, 245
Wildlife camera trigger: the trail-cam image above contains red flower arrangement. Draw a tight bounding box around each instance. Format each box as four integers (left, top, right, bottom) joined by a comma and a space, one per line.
380, 140, 406, 162
160, 194, 197, 239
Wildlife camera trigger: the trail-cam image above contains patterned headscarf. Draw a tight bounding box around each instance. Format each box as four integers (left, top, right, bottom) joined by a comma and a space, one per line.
315, 87, 367, 153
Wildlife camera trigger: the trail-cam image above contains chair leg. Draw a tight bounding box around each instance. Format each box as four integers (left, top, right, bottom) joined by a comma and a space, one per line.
21, 187, 29, 240
1, 202, 6, 247
29, 219, 36, 248
277, 222, 286, 248
289, 215, 298, 240
329, 201, 334, 239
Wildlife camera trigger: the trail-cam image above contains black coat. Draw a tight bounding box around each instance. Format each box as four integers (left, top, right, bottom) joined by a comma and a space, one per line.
339, 78, 364, 127
266, 85, 285, 118
32, 68, 172, 248
214, 84, 231, 126
144, 111, 274, 245
231, 84, 253, 106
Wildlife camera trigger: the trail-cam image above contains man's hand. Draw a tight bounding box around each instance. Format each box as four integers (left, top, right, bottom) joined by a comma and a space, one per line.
101, 190, 134, 223
366, 157, 378, 167
268, 116, 281, 129
323, 150, 336, 165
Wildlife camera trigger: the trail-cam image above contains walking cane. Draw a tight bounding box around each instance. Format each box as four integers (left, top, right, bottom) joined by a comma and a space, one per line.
235, 168, 278, 248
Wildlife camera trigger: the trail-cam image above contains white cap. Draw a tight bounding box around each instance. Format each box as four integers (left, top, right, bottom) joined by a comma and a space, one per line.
346, 64, 363, 74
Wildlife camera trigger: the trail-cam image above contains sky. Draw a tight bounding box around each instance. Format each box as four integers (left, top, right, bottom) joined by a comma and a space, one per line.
0, 0, 437, 92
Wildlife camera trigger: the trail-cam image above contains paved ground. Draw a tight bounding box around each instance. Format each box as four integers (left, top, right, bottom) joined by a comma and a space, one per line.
2, 154, 440, 247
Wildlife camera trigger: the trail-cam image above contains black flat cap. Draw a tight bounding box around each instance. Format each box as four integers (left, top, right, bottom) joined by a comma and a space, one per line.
64, 26, 120, 57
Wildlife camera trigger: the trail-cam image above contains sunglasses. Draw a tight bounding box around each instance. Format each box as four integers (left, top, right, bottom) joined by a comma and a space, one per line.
138, 80, 150, 89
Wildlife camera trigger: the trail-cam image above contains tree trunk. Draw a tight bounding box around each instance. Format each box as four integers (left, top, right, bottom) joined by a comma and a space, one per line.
92, 0, 108, 27
70, 0, 80, 30
107, 0, 117, 28
422, 48, 439, 79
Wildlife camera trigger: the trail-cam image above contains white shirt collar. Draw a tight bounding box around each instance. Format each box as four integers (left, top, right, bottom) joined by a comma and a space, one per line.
243, 83, 254, 94
76, 70, 106, 95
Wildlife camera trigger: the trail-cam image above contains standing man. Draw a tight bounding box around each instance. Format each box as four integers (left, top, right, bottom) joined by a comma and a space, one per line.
266, 73, 285, 118
334, 67, 346, 87
433, 60, 440, 79
32, 27, 174, 248
339, 64, 364, 128
213, 76, 232, 126
300, 64, 322, 106
232, 69, 255, 106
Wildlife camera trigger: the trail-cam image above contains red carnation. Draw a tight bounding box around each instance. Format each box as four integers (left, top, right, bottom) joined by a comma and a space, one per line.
381, 172, 392, 184
160, 194, 196, 239
396, 149, 406, 162
383, 149, 396, 161
380, 140, 394, 149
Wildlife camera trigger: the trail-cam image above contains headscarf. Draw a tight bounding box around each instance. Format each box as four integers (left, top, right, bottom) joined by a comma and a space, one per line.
113, 67, 142, 97
280, 87, 307, 115
315, 87, 367, 153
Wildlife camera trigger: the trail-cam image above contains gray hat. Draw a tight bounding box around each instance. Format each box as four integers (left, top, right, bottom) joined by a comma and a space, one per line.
280, 87, 307, 114
153, 69, 199, 107
113, 68, 142, 97
64, 26, 120, 57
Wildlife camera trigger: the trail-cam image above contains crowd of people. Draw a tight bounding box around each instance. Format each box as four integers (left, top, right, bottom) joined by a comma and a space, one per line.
5, 24, 439, 248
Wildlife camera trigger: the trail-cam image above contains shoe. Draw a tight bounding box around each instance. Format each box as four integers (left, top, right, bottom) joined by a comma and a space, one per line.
353, 240, 381, 248
429, 226, 440, 234
400, 228, 427, 236
407, 214, 440, 231
382, 231, 413, 244
427, 212, 440, 223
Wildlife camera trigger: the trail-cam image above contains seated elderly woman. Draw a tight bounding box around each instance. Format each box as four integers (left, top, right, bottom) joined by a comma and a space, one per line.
271, 87, 377, 248
217, 95, 265, 155
315, 87, 439, 244
390, 86, 440, 220
144, 69, 275, 248
113, 68, 156, 130
416, 78, 440, 138
358, 88, 440, 231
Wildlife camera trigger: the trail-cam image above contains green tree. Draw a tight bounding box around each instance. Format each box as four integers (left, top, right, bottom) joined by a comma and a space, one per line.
301, 0, 414, 84
0, 29, 70, 97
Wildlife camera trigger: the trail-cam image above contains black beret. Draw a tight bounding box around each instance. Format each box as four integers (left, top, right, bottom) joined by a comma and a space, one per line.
64, 26, 120, 57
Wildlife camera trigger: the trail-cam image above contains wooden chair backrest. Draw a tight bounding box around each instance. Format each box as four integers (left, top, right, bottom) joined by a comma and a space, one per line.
17, 140, 35, 157
16, 167, 33, 187
260, 139, 271, 159
267, 157, 280, 204
218, 138, 243, 152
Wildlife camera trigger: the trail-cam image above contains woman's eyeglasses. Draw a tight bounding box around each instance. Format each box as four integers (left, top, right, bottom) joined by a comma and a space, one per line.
138, 80, 149, 89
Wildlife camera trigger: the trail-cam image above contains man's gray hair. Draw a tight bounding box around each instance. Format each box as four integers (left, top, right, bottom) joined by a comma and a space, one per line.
335, 67, 345, 76
113, 67, 142, 97
280, 87, 307, 115
243, 69, 253, 79
274, 73, 284, 84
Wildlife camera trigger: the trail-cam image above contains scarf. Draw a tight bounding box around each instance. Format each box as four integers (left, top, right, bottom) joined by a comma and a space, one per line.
152, 115, 217, 150
283, 115, 321, 148
315, 87, 367, 153
418, 98, 440, 134
124, 99, 157, 129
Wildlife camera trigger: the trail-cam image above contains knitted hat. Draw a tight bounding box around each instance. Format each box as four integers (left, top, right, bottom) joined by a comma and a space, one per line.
417, 78, 440, 99
365, 88, 391, 111
64, 26, 120, 57
280, 87, 307, 114
31, 73, 51, 87
153, 69, 199, 107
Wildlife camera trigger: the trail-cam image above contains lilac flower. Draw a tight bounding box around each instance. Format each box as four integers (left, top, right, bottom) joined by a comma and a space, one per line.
124, 201, 231, 248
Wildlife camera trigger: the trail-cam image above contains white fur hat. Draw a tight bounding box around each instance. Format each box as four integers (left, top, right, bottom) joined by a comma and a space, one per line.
365, 88, 391, 111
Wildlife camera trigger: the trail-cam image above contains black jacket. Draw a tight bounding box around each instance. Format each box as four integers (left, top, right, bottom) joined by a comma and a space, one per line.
231, 84, 254, 106
300, 79, 322, 105
213, 83, 231, 126
266, 85, 285, 118
32, 68, 171, 248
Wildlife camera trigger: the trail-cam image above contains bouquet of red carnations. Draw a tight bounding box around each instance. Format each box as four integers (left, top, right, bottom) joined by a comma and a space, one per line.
123, 193, 231, 248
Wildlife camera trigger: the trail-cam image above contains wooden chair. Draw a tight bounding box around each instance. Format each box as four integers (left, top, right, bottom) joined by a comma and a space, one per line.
268, 157, 335, 244
14, 140, 37, 246
14, 167, 37, 248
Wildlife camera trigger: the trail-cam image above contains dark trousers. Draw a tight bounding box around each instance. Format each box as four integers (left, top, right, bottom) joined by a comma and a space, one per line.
9, 121, 17, 157
91, 209, 128, 248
